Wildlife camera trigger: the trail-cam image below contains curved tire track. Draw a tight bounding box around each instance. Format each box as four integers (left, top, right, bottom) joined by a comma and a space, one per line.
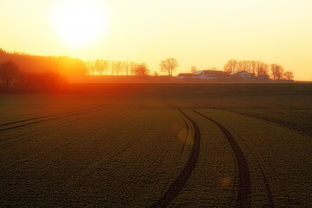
193, 109, 251, 208
179, 116, 190, 158
211, 108, 311, 137
150, 108, 200, 208
231, 129, 275, 208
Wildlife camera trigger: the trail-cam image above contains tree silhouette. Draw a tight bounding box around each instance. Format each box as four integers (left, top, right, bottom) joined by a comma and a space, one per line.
0, 61, 20, 89
85, 61, 95, 75
271, 64, 284, 80
134, 64, 149, 76
95, 59, 104, 75
224, 59, 238, 73
255, 61, 269, 77
223, 59, 292, 81
284, 71, 294, 80
160, 58, 178, 77
122, 61, 129, 75
103, 60, 110, 75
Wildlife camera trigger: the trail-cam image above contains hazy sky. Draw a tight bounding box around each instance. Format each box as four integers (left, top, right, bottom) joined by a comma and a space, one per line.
1, 0, 312, 80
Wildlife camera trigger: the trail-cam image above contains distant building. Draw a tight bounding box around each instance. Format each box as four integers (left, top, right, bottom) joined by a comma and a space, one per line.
177, 70, 258, 81
194, 70, 229, 80
177, 70, 229, 80
230, 71, 255, 80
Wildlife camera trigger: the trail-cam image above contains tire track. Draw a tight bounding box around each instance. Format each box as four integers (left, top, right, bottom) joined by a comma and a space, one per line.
0, 113, 94, 147
231, 129, 275, 208
0, 105, 104, 127
210, 107, 311, 137
0, 106, 110, 150
8, 111, 141, 208
0, 105, 105, 133
150, 108, 200, 208
193, 109, 251, 208
0, 111, 135, 169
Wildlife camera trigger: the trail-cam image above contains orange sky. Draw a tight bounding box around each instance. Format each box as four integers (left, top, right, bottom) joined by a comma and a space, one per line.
1, 0, 312, 80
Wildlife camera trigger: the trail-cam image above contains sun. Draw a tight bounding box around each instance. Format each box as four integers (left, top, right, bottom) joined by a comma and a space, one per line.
52, 0, 108, 47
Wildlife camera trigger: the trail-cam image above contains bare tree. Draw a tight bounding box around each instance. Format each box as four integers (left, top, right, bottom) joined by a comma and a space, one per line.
111, 61, 117, 75
134, 64, 149, 76
95, 59, 104, 75
160, 58, 178, 76
0, 61, 20, 89
271, 64, 284, 80
224, 59, 272, 79
122, 61, 129, 75
224, 59, 237, 73
115, 61, 123, 75
85, 61, 95, 75
237, 61, 254, 73
129, 62, 137, 75
255, 61, 269, 77
284, 71, 294, 80
103, 60, 110, 75
110, 61, 115, 74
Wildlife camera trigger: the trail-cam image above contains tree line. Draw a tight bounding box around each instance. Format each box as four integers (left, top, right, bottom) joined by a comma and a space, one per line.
0, 48, 295, 85
85, 57, 179, 77
223, 59, 294, 80
0, 61, 66, 92
0, 49, 86, 81
85, 60, 150, 76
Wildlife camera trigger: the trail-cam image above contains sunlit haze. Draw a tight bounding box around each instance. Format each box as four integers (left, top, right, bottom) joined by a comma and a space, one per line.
1, 0, 312, 80
51, 0, 108, 47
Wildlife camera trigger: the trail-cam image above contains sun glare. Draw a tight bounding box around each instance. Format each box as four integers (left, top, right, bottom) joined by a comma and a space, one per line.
52, 0, 108, 47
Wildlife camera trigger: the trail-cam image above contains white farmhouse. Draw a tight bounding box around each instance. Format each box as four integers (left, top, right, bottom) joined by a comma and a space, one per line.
231, 71, 255, 79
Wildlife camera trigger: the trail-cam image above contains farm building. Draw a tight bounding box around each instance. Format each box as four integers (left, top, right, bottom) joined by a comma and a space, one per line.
177, 70, 258, 81
230, 71, 256, 79
193, 70, 229, 80
177, 70, 229, 80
